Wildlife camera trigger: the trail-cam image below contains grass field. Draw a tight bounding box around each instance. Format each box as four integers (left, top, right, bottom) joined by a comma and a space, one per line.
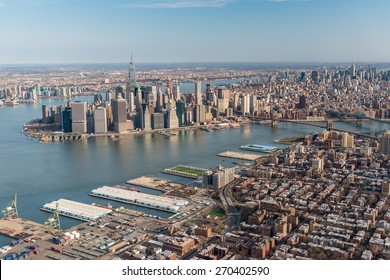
163, 165, 208, 179
208, 207, 226, 218
170, 166, 205, 177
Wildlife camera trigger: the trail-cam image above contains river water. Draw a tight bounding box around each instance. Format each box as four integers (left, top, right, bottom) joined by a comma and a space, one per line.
0, 97, 388, 245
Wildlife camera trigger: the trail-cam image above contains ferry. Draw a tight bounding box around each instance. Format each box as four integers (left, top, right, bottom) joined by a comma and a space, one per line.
113, 185, 140, 192
4, 99, 19, 106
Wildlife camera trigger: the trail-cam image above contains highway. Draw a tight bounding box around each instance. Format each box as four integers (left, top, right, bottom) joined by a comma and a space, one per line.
220, 180, 240, 229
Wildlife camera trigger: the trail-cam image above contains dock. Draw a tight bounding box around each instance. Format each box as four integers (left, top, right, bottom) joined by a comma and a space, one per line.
217, 151, 262, 161
126, 176, 168, 192
90, 186, 188, 212
0, 217, 50, 240
162, 164, 208, 179
41, 199, 112, 221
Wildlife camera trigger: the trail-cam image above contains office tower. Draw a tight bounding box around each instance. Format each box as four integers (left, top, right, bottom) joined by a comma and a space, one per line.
311, 71, 319, 83
185, 107, 193, 125
128, 92, 135, 112
151, 113, 165, 129
156, 88, 163, 112
167, 108, 179, 129
341, 132, 354, 148
94, 107, 107, 134
62, 107, 72, 133
94, 93, 103, 104
217, 88, 230, 100
241, 94, 250, 116
71, 101, 87, 133
129, 54, 137, 93
112, 97, 127, 133
298, 95, 306, 109
172, 84, 180, 101
217, 99, 229, 113
143, 105, 151, 131
379, 132, 390, 155
42, 105, 50, 124
249, 95, 258, 113
135, 87, 143, 111
115, 85, 125, 99
195, 81, 202, 105
51, 106, 60, 123
194, 104, 205, 123
167, 80, 172, 94
106, 90, 113, 102
351, 62, 356, 78
176, 101, 185, 127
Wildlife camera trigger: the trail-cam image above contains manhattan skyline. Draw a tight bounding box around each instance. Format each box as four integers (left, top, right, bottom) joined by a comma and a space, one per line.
0, 0, 390, 64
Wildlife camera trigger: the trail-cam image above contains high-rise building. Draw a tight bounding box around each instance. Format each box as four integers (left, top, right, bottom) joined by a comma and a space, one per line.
379, 132, 390, 155
62, 107, 72, 133
195, 81, 202, 105
94, 107, 107, 134
42, 105, 50, 124
311, 71, 319, 83
202, 165, 235, 189
112, 97, 127, 133
156, 88, 163, 112
194, 104, 205, 123
143, 105, 151, 131
128, 54, 137, 93
341, 132, 354, 148
151, 113, 165, 129
241, 94, 250, 116
298, 95, 306, 109
167, 109, 179, 129
351, 62, 356, 78
172, 84, 180, 101
71, 101, 87, 133
176, 101, 185, 127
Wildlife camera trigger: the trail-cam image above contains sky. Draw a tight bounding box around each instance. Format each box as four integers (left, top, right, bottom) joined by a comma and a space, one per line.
0, 0, 389, 64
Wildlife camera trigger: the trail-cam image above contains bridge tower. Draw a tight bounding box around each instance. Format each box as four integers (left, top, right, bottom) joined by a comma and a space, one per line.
1, 193, 18, 219
326, 120, 333, 131
271, 116, 278, 127
44, 203, 61, 234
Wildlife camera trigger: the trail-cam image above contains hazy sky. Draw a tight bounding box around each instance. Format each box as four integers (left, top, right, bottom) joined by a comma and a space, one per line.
0, 0, 389, 64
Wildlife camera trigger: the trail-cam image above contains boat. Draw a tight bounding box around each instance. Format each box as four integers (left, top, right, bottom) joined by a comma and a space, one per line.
39, 135, 51, 143
4, 99, 19, 106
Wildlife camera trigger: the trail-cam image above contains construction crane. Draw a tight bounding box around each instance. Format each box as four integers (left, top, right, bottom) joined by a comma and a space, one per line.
44, 203, 61, 234
1, 193, 18, 219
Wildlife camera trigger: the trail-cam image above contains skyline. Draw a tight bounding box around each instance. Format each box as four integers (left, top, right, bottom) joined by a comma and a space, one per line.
0, 0, 390, 64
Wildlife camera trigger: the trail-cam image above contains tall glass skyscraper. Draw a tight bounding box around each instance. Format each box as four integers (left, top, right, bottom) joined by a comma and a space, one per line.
129, 54, 137, 93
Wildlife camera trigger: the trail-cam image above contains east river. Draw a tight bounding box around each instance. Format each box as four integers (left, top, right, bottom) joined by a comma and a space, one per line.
0, 97, 389, 245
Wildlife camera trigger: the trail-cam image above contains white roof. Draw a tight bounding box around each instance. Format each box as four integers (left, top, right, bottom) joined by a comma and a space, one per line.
43, 199, 111, 221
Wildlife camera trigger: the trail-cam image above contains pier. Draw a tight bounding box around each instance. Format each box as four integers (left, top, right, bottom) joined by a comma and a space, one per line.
90, 186, 189, 212
217, 151, 262, 161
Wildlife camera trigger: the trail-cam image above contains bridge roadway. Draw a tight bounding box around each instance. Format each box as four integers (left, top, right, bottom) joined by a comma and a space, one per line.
220, 180, 240, 229
248, 116, 379, 140
327, 110, 390, 124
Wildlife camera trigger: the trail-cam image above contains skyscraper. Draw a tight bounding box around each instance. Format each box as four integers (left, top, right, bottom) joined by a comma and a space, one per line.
71, 101, 87, 133
112, 97, 127, 133
172, 84, 180, 101
195, 81, 202, 105
94, 107, 107, 134
241, 94, 250, 116
129, 54, 137, 93
379, 132, 390, 155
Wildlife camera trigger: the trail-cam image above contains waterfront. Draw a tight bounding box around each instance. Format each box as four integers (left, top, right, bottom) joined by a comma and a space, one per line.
0, 99, 389, 246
